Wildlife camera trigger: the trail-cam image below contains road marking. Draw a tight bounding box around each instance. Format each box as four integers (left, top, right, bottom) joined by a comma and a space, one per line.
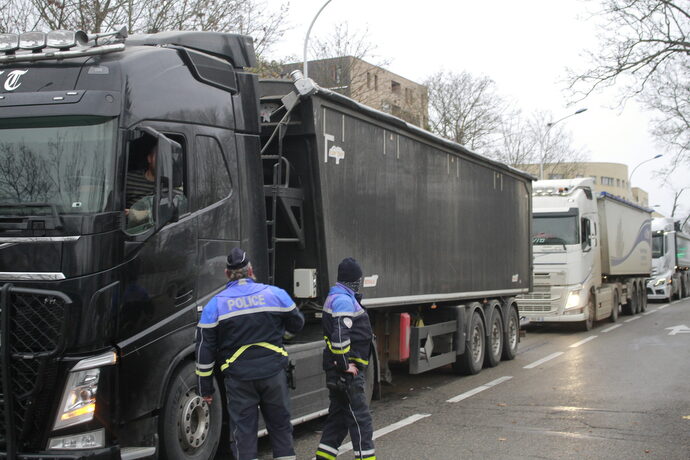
569, 336, 598, 348
446, 376, 513, 403
658, 305, 669, 310
642, 310, 657, 316
524, 351, 564, 369
601, 324, 622, 333
335, 413, 431, 456
666, 325, 690, 335
624, 316, 641, 323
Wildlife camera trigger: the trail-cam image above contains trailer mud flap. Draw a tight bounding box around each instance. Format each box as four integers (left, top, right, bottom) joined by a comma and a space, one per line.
409, 320, 457, 374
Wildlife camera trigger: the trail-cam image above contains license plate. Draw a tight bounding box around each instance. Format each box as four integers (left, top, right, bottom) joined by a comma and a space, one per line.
531, 317, 544, 322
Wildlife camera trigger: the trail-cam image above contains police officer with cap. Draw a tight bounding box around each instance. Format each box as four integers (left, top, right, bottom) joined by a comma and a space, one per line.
316, 257, 376, 460
196, 247, 304, 460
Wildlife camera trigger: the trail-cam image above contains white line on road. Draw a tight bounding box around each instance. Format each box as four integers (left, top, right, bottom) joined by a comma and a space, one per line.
658, 304, 669, 310
336, 413, 432, 456
446, 376, 513, 403
569, 336, 598, 348
601, 324, 622, 333
523, 352, 564, 369
643, 309, 657, 316
624, 316, 641, 323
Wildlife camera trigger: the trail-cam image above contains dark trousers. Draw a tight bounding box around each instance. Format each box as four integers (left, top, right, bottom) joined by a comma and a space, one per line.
224, 369, 295, 460
316, 370, 375, 460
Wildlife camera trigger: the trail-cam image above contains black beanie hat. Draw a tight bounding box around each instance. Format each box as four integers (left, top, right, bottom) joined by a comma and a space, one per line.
337, 257, 363, 282
226, 247, 249, 270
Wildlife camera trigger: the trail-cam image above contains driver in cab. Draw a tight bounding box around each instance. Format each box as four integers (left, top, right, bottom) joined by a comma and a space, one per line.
125, 137, 156, 229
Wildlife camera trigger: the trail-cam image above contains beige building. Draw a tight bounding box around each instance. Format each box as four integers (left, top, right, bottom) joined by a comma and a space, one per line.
282, 57, 429, 128
517, 162, 650, 207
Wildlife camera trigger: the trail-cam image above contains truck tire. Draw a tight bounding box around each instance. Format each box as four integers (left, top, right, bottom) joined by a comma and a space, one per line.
484, 311, 503, 368
623, 287, 636, 315
159, 361, 222, 460
581, 294, 594, 331
501, 307, 519, 361
639, 283, 647, 312
452, 310, 485, 375
365, 351, 376, 404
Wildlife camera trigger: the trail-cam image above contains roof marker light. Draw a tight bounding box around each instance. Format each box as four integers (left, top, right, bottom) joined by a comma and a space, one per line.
19, 32, 47, 51
0, 33, 20, 53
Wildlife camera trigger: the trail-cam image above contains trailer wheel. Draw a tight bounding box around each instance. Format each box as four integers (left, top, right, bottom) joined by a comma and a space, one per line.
581, 294, 594, 331
365, 351, 376, 404
484, 311, 503, 368
159, 361, 222, 460
609, 295, 619, 322
623, 287, 636, 315
452, 311, 485, 375
637, 285, 647, 313
501, 307, 519, 361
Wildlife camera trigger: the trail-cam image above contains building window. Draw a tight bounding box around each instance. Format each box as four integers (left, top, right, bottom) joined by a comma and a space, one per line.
616, 178, 620, 187
601, 176, 615, 186
549, 173, 565, 179
367, 72, 371, 89
391, 80, 401, 94
405, 87, 412, 103
374, 74, 378, 91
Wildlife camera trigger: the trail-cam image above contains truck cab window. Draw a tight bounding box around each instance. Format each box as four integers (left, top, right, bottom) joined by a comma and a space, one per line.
125, 133, 187, 234
194, 135, 232, 210
581, 217, 591, 250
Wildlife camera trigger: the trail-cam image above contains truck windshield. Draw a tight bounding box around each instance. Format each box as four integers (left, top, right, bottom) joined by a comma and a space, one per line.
0, 116, 116, 215
652, 233, 664, 258
532, 214, 579, 245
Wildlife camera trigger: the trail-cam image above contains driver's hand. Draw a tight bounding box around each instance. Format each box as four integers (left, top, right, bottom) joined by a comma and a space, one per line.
125, 208, 129, 216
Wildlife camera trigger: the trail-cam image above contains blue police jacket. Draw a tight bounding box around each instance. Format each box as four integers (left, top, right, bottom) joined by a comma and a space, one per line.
195, 278, 304, 395
322, 283, 373, 372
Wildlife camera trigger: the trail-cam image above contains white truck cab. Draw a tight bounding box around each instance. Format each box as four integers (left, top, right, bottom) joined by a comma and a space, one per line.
519, 178, 651, 330
647, 217, 690, 301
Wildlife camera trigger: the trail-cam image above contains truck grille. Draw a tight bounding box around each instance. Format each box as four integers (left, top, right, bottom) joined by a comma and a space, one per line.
0, 285, 69, 454
516, 285, 558, 313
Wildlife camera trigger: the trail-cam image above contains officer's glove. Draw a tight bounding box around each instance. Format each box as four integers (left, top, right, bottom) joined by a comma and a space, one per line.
283, 331, 296, 341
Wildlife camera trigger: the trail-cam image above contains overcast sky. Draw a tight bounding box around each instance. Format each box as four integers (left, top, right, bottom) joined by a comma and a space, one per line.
267, 0, 690, 220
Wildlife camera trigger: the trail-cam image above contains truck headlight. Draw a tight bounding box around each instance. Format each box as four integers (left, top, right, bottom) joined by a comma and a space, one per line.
53, 351, 116, 430
654, 278, 667, 286
565, 290, 581, 310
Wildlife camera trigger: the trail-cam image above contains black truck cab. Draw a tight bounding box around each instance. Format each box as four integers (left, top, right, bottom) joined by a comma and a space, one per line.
0, 31, 268, 459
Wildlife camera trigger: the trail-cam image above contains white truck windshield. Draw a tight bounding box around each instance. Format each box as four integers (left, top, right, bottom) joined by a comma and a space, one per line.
0, 117, 116, 215
532, 214, 579, 246
651, 233, 664, 258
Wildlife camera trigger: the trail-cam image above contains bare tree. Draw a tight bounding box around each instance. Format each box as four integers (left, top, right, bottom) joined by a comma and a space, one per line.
307, 23, 390, 103
424, 70, 506, 152
568, 0, 690, 164
489, 109, 588, 177
1, 0, 40, 32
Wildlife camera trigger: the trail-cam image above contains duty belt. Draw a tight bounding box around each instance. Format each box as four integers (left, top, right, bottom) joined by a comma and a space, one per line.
220, 342, 287, 371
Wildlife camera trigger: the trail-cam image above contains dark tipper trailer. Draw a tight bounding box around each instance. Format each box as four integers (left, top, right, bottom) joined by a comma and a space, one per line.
259, 79, 533, 386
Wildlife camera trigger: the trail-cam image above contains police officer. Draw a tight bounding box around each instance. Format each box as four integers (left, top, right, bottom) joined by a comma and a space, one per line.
316, 257, 376, 460
196, 248, 304, 460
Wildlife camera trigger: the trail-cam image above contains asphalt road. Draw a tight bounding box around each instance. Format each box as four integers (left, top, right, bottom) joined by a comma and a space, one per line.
247, 298, 690, 459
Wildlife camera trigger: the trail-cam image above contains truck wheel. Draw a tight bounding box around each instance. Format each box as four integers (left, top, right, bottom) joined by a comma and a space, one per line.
639, 284, 647, 312
452, 311, 485, 375
623, 288, 636, 315
484, 311, 503, 368
609, 296, 619, 322
581, 295, 594, 331
159, 361, 222, 460
501, 307, 519, 361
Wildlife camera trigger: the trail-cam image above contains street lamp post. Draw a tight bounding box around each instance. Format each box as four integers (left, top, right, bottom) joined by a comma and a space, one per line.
303, 0, 334, 79
628, 154, 663, 186
539, 108, 588, 180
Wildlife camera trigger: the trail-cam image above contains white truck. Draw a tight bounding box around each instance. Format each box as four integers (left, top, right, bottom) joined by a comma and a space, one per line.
517, 178, 652, 330
647, 217, 690, 301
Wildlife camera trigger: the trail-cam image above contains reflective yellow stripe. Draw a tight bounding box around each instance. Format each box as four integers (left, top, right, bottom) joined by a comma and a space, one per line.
195, 369, 213, 377
362, 456, 376, 460
315, 451, 336, 460
220, 342, 287, 371
349, 357, 369, 365
324, 336, 350, 355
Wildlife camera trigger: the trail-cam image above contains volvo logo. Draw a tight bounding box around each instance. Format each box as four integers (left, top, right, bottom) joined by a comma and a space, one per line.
0, 69, 29, 91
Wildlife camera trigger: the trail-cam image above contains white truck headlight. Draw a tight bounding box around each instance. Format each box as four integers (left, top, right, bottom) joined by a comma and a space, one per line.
53, 351, 116, 430
654, 278, 667, 286
565, 290, 581, 310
